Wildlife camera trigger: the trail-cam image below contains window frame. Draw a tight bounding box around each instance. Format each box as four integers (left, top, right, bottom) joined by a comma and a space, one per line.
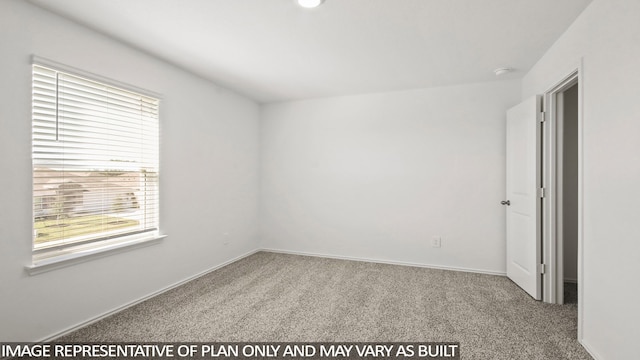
28, 56, 165, 274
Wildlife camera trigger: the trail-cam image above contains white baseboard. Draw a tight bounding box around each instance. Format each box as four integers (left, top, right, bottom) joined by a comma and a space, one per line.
40, 248, 260, 342
579, 339, 602, 360
261, 248, 507, 277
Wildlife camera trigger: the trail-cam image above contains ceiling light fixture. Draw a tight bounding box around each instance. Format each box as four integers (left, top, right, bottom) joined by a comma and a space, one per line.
297, 0, 325, 9
494, 67, 514, 76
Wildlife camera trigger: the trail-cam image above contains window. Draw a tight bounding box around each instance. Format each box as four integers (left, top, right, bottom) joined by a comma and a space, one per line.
31, 61, 160, 265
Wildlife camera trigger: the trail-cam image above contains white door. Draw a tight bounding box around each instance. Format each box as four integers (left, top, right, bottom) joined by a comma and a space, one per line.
505, 95, 542, 300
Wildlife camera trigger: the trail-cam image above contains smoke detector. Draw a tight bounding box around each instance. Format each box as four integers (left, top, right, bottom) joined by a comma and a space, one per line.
494, 67, 514, 76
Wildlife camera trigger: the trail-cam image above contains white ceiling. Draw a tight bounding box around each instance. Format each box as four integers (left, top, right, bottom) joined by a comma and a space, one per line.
28, 0, 592, 103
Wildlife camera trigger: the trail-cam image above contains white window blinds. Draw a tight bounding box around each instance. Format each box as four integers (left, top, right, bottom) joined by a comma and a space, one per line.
32, 64, 160, 252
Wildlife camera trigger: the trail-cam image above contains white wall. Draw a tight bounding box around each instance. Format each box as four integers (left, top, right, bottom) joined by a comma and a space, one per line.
523, 0, 640, 358
260, 80, 521, 274
0, 0, 260, 341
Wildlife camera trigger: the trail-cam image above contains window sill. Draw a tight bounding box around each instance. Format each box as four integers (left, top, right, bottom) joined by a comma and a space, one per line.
26, 234, 167, 276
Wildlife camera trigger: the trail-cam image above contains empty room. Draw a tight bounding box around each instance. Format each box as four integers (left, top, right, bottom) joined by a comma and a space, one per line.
1, 0, 638, 359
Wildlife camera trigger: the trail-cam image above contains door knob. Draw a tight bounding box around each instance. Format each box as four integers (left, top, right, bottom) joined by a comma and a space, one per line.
501, 200, 511, 206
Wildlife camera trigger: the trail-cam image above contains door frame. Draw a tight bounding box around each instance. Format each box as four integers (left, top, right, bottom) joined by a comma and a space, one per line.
541, 61, 584, 338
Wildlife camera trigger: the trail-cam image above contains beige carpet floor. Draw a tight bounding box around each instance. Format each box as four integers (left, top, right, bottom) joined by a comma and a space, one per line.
59, 252, 592, 359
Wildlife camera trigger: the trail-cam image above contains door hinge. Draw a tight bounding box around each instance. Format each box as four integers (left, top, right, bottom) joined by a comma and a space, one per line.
538, 187, 546, 198
539, 111, 546, 122
538, 263, 546, 275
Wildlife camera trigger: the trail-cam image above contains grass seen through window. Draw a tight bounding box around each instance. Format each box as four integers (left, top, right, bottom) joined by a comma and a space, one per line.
34, 215, 139, 244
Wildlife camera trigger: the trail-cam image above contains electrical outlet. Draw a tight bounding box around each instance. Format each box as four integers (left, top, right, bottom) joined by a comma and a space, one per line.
432, 236, 442, 248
